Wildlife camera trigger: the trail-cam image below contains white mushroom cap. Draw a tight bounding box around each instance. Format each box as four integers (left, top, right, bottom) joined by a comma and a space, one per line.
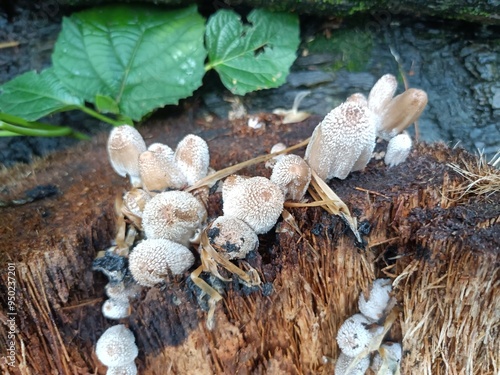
270, 154, 311, 201
106, 362, 138, 375
102, 299, 130, 320
207, 216, 259, 260
358, 278, 393, 322
105, 282, 141, 303
265, 142, 287, 169
334, 352, 370, 375
221, 175, 248, 198
336, 313, 382, 357
371, 342, 403, 375
174, 134, 210, 186
346, 92, 368, 106
95, 324, 138, 367
148, 142, 175, 161
123, 189, 151, 218
378, 88, 428, 139
305, 101, 378, 180
142, 190, 207, 246
223, 176, 284, 234
368, 74, 398, 116
128, 238, 195, 287
107, 125, 147, 187
384, 132, 412, 168
138, 150, 187, 193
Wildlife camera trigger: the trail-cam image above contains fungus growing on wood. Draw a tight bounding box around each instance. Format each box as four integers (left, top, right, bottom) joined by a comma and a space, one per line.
336, 313, 383, 357
107, 125, 147, 187
207, 216, 259, 260
142, 190, 207, 246
270, 154, 311, 201
334, 352, 370, 375
95, 324, 138, 368
107, 362, 138, 375
384, 132, 413, 167
102, 298, 130, 320
222, 176, 284, 234
358, 278, 393, 322
174, 134, 210, 186
138, 150, 187, 193
128, 238, 195, 287
304, 101, 378, 180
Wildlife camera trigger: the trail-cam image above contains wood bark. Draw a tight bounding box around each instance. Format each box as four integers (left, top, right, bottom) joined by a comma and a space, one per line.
0, 113, 498, 374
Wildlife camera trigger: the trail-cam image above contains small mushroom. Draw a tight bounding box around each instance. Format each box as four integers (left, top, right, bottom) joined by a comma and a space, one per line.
107, 125, 147, 187
305, 101, 378, 180
346, 92, 368, 106
358, 278, 393, 322
371, 342, 403, 375
142, 190, 207, 246
384, 132, 412, 167
270, 154, 311, 201
272, 90, 311, 124
148, 142, 175, 161
123, 188, 151, 218
222, 176, 284, 234
265, 142, 287, 169
336, 313, 384, 357
368, 74, 398, 116
102, 299, 130, 320
174, 134, 210, 186
128, 238, 195, 287
106, 362, 138, 375
138, 150, 187, 193
335, 352, 370, 375
95, 324, 138, 368
207, 216, 259, 260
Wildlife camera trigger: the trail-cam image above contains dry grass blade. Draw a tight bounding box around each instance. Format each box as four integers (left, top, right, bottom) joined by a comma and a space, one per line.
308, 169, 361, 242
0, 41, 20, 49
186, 137, 310, 192
190, 265, 223, 330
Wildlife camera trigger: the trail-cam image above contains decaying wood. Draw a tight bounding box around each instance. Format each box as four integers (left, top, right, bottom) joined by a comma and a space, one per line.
0, 114, 498, 374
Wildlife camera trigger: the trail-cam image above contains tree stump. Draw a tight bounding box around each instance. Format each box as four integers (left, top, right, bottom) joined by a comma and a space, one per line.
0, 113, 498, 374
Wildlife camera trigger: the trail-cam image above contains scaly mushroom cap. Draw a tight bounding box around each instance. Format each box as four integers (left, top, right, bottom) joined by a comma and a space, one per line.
368, 74, 398, 115
359, 278, 393, 322
138, 149, 187, 193
148, 142, 175, 161
336, 313, 382, 357
346, 92, 368, 106
223, 176, 284, 234
270, 154, 311, 201
207, 216, 259, 260
123, 189, 151, 218
128, 238, 195, 287
384, 132, 413, 168
107, 125, 147, 187
107, 362, 138, 375
142, 190, 207, 246
305, 101, 378, 180
174, 134, 210, 186
95, 324, 138, 367
221, 175, 248, 199
379, 88, 428, 139
265, 142, 287, 169
334, 352, 370, 375
102, 299, 130, 320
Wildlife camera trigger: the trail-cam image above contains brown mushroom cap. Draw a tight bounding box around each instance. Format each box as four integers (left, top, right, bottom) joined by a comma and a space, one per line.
174, 134, 210, 186
107, 125, 147, 187
223, 176, 284, 234
207, 216, 259, 260
270, 154, 311, 201
138, 150, 187, 193
304, 101, 378, 180
367, 74, 398, 116
95, 324, 138, 367
142, 190, 207, 246
128, 238, 195, 287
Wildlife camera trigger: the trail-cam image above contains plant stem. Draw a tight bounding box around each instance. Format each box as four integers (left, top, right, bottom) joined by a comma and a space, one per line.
0, 118, 89, 139
77, 105, 125, 126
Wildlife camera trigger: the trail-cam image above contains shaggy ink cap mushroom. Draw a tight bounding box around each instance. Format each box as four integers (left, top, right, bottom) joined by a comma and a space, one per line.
128, 238, 195, 287
222, 176, 285, 234
142, 190, 207, 246
123, 189, 151, 218
208, 216, 259, 260
265, 142, 287, 169
334, 352, 370, 375
174, 135, 210, 186
102, 299, 130, 320
95, 324, 138, 367
270, 154, 311, 201
107, 362, 138, 375
138, 150, 187, 193
305, 101, 378, 180
107, 125, 147, 187
384, 132, 412, 168
336, 313, 383, 357
358, 278, 393, 321
368, 74, 398, 116
148, 142, 175, 161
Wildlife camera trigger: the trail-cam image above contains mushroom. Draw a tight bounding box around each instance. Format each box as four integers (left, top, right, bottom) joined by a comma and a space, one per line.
304, 101, 378, 180
174, 134, 210, 186
265, 142, 287, 169
107, 125, 147, 187
102, 299, 130, 320
138, 150, 187, 193
346, 92, 368, 106
358, 278, 393, 322
384, 132, 413, 167
128, 238, 195, 287
222, 176, 285, 234
371, 342, 403, 375
142, 190, 207, 246
95, 324, 138, 368
335, 352, 370, 375
123, 188, 151, 218
336, 313, 384, 357
270, 154, 311, 201
368, 74, 398, 116
207, 216, 259, 260
272, 90, 311, 124
106, 362, 138, 375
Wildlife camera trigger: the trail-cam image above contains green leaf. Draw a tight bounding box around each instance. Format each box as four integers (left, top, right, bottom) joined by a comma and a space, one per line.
206, 9, 300, 95
95, 94, 119, 114
52, 5, 206, 121
0, 69, 83, 121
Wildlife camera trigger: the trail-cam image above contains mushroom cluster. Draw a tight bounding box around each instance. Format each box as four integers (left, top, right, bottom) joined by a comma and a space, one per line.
334, 278, 401, 375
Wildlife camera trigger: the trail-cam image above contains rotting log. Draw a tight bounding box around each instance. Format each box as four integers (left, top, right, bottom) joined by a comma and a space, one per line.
0, 113, 498, 374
